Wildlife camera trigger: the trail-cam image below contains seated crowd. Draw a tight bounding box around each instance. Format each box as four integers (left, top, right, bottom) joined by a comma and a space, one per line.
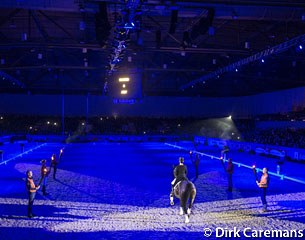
1, 113, 305, 149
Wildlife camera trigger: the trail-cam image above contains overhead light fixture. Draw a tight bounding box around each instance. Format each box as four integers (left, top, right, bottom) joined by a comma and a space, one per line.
79, 21, 86, 31
119, 77, 130, 82
121, 90, 128, 95
208, 26, 214, 36
21, 33, 27, 41
245, 41, 250, 49
124, 22, 135, 29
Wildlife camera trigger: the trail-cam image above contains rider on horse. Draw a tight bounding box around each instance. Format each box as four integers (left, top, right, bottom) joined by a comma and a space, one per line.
170, 157, 188, 197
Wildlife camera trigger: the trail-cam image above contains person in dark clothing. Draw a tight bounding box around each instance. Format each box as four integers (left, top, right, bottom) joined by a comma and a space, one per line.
256, 167, 270, 212
50, 153, 58, 179
26, 170, 40, 218
221, 145, 230, 160
39, 159, 49, 196
226, 158, 234, 192
170, 157, 188, 198
191, 153, 200, 179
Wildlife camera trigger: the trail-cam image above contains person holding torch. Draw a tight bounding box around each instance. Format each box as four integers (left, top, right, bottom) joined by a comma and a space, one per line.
50, 153, 58, 180
256, 167, 269, 212
39, 159, 49, 196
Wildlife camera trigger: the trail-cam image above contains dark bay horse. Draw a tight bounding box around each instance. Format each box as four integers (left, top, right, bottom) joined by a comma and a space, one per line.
170, 180, 196, 223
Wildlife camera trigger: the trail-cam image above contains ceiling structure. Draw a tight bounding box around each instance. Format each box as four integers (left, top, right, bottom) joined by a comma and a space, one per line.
0, 0, 305, 97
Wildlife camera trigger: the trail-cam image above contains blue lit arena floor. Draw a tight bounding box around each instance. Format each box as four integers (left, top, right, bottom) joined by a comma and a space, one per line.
0, 141, 305, 240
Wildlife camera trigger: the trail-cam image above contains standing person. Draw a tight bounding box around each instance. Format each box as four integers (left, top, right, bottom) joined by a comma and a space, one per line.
25, 170, 40, 218
221, 145, 230, 160
276, 154, 284, 175
50, 153, 58, 179
191, 153, 200, 179
256, 167, 269, 212
226, 158, 234, 192
170, 157, 188, 199
39, 159, 49, 196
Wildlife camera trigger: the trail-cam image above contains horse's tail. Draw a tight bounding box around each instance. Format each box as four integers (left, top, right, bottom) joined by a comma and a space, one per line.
180, 182, 193, 214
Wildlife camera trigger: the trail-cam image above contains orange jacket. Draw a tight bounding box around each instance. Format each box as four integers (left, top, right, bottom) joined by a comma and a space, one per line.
259, 173, 269, 188
26, 177, 37, 193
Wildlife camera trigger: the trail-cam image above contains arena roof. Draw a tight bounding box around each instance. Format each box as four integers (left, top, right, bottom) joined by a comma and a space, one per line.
0, 0, 305, 97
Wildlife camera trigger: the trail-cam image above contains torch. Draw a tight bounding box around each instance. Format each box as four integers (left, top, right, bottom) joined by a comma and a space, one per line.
220, 156, 226, 172
59, 148, 63, 160
252, 165, 258, 182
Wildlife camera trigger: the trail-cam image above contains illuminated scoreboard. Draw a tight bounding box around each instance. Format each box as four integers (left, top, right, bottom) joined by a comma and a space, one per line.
118, 77, 129, 95
110, 69, 142, 103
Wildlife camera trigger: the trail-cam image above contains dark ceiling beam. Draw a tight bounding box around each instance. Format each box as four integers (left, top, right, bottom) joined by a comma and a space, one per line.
0, 42, 104, 51
38, 10, 79, 44
0, 42, 248, 54
180, 0, 305, 7
26, 69, 49, 86
246, 21, 282, 44
180, 33, 305, 90
0, 8, 21, 27
30, 10, 49, 41
96, 1, 305, 8
0, 8, 22, 40
0, 65, 207, 72
194, 19, 229, 46
0, 0, 81, 12
146, 15, 181, 45
10, 51, 33, 67
0, 65, 100, 70
151, 46, 249, 55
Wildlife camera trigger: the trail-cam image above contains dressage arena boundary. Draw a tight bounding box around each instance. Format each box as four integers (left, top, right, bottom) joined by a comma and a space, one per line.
0, 143, 47, 166
165, 143, 305, 185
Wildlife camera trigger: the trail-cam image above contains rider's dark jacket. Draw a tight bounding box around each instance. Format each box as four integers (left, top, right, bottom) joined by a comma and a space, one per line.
174, 164, 188, 182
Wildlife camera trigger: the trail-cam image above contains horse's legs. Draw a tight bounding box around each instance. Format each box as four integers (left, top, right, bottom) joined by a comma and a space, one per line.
170, 194, 174, 205
180, 193, 188, 215
179, 207, 184, 215
185, 214, 190, 224
187, 189, 197, 214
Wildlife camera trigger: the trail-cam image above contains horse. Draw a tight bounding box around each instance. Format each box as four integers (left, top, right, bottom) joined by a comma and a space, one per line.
170, 179, 196, 223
